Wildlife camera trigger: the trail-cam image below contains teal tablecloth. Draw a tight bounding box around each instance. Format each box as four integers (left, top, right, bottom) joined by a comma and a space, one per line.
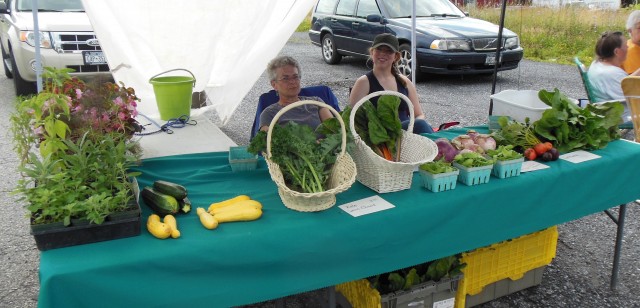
38, 127, 640, 307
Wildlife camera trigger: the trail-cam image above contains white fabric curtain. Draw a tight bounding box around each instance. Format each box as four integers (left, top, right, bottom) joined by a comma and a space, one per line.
80, 0, 316, 123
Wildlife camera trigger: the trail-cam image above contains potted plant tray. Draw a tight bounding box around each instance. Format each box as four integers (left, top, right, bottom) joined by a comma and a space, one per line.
31, 194, 141, 251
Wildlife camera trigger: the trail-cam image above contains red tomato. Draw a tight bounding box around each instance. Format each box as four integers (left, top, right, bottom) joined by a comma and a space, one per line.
534, 143, 549, 156
524, 148, 537, 161
543, 142, 553, 151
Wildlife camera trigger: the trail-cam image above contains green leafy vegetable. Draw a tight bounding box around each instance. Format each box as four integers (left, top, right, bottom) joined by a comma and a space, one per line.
348, 95, 404, 161
367, 254, 466, 294
248, 121, 342, 193
492, 116, 541, 151
419, 158, 457, 174
486, 145, 523, 161
453, 152, 494, 168
535, 89, 622, 152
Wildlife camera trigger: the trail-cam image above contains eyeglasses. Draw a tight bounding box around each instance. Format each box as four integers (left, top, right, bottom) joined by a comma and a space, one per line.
276, 75, 301, 83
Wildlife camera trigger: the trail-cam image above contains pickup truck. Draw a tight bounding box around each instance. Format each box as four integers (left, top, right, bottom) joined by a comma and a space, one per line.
0, 0, 111, 95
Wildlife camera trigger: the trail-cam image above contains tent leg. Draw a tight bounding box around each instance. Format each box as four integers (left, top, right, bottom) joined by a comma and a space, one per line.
608, 203, 627, 291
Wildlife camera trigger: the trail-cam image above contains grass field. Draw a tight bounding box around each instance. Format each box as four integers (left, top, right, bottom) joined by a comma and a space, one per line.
297, 5, 640, 65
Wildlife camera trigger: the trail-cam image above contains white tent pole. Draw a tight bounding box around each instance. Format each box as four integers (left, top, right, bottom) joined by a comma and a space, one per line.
411, 0, 416, 85
31, 0, 42, 92
489, 0, 507, 115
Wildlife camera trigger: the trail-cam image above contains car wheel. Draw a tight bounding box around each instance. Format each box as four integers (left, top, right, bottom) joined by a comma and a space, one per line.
1, 46, 13, 79
398, 44, 424, 81
9, 49, 36, 96
321, 33, 342, 64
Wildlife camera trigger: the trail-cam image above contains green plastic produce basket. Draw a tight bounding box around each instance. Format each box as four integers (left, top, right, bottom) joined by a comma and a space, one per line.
453, 163, 493, 186
229, 146, 258, 171
492, 158, 524, 179
419, 169, 459, 192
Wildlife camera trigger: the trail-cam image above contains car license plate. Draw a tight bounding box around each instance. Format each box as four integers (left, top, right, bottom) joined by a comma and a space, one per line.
485, 54, 502, 66
83, 51, 107, 65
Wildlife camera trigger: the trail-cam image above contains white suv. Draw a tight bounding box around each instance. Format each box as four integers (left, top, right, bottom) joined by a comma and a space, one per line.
0, 0, 111, 95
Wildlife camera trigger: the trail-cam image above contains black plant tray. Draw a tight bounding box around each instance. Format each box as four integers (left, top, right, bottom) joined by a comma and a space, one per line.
31, 206, 141, 251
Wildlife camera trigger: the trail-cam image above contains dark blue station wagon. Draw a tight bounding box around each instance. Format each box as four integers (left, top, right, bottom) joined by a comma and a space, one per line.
308, 0, 524, 78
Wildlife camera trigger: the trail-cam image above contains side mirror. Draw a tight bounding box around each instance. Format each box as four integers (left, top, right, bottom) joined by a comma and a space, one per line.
463, 11, 470, 17
0, 2, 8, 14
366, 14, 387, 24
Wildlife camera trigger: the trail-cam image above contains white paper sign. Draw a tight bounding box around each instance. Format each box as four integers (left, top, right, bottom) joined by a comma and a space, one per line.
559, 150, 601, 163
520, 160, 550, 172
433, 298, 455, 308
338, 195, 395, 217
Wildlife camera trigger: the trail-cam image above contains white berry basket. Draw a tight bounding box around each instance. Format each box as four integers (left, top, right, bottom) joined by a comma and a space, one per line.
265, 100, 357, 212
349, 90, 438, 193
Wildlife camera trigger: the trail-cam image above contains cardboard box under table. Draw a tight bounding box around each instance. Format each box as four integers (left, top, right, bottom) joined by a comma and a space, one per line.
36, 127, 640, 307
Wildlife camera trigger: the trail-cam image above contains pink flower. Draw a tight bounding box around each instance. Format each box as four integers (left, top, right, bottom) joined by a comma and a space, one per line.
118, 112, 127, 121
113, 96, 124, 107
75, 89, 83, 99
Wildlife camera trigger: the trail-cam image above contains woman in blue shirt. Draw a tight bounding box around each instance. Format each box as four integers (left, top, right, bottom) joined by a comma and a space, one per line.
348, 33, 434, 134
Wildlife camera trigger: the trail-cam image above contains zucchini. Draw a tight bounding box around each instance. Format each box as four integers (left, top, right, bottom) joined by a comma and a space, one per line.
141, 186, 179, 216
153, 180, 188, 199
178, 197, 192, 214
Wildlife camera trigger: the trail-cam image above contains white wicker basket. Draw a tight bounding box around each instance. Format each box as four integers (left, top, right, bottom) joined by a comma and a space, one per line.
265, 100, 357, 212
349, 90, 438, 193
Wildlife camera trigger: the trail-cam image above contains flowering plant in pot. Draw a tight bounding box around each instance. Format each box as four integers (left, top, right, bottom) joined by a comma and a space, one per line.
10, 67, 143, 249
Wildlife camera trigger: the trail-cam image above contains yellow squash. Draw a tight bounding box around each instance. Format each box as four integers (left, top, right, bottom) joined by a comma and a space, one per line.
146, 214, 172, 239
208, 200, 262, 215
213, 206, 262, 223
163, 215, 181, 238
207, 195, 251, 212
197, 207, 219, 230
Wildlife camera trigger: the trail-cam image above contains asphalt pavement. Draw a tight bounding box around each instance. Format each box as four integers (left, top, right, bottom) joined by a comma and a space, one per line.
1, 32, 638, 308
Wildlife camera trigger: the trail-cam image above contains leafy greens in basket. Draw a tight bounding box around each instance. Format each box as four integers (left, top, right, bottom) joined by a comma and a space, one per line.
342, 95, 403, 161
248, 122, 342, 194
535, 89, 623, 152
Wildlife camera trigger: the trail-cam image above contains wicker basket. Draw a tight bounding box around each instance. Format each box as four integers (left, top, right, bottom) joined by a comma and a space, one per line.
264, 100, 357, 212
349, 90, 438, 193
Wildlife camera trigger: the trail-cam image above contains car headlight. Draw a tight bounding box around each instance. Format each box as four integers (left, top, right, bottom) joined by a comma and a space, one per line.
505, 36, 519, 50
430, 39, 470, 51
19, 31, 52, 48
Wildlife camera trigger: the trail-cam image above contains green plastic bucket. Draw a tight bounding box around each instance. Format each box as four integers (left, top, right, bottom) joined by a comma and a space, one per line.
149, 69, 196, 120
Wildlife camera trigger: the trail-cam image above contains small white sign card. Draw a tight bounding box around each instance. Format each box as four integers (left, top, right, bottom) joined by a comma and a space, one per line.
559, 150, 601, 163
521, 160, 550, 172
433, 297, 455, 308
338, 195, 395, 217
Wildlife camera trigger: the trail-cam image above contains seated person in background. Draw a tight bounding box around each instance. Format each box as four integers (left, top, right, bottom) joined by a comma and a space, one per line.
349, 33, 434, 134
623, 10, 640, 74
587, 31, 640, 123
259, 56, 333, 131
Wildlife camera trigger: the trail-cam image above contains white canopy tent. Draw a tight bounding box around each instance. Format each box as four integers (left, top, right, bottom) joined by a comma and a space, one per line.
78, 0, 316, 124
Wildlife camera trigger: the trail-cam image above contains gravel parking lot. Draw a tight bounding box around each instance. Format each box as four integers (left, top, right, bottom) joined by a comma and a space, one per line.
1, 32, 638, 308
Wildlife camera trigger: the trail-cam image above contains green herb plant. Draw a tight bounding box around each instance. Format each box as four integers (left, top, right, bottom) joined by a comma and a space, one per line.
486, 145, 523, 161
248, 121, 343, 194
535, 89, 623, 152
10, 67, 141, 226
453, 152, 494, 168
369, 255, 466, 294
492, 116, 542, 151
419, 158, 456, 174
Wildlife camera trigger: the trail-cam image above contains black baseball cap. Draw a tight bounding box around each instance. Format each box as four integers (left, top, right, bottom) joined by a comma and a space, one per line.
372, 33, 399, 52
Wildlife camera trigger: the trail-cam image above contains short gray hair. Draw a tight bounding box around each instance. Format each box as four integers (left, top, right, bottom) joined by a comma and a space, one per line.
267, 56, 301, 81
627, 10, 640, 30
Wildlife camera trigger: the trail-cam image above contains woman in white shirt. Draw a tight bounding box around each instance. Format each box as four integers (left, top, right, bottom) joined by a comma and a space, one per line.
587, 31, 640, 122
